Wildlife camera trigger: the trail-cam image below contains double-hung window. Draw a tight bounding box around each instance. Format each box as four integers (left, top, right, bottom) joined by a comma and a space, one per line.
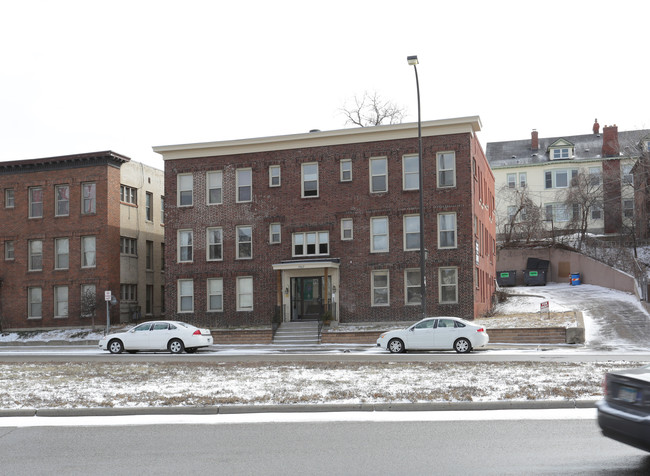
55, 185, 70, 216
177, 174, 193, 206
519, 173, 527, 188
5, 241, 14, 260
404, 215, 420, 251
145, 192, 153, 221
28, 287, 42, 318
236, 168, 252, 202
29, 187, 43, 218
403, 154, 419, 190
405, 269, 422, 305
438, 213, 457, 249
146, 241, 153, 270
28, 240, 43, 271
370, 157, 387, 193
439, 267, 458, 304
207, 278, 223, 312
623, 199, 634, 218
206, 171, 222, 205
81, 236, 96, 268
341, 219, 353, 240
340, 159, 352, 182
237, 276, 253, 311
622, 164, 634, 185
178, 279, 194, 312
437, 152, 456, 188
302, 163, 318, 197
370, 217, 389, 252
236, 225, 252, 259
82, 183, 96, 214
5, 188, 14, 208
55, 238, 69, 270
54, 286, 68, 318
269, 166, 281, 187
371, 270, 389, 306
292, 231, 329, 256
178, 230, 193, 262
207, 227, 223, 261
507, 173, 516, 189
269, 223, 281, 244
545, 169, 577, 189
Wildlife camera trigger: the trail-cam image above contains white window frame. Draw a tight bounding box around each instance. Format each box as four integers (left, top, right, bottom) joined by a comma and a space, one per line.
120, 185, 137, 205
439, 267, 459, 304
437, 152, 456, 188
5, 240, 14, 260
623, 199, 634, 218
589, 167, 601, 186
207, 278, 223, 312
237, 276, 253, 311
340, 159, 352, 182
341, 218, 353, 240
370, 217, 389, 253
55, 184, 70, 216
54, 285, 68, 318
622, 164, 634, 185
545, 203, 570, 222
403, 214, 420, 251
236, 168, 252, 203
269, 165, 281, 187
206, 227, 223, 261
552, 148, 571, 160
206, 171, 223, 205
371, 270, 390, 307
81, 182, 96, 214
301, 162, 319, 198
519, 172, 527, 188
269, 223, 281, 244
5, 188, 14, 208
292, 231, 329, 257
438, 212, 457, 249
178, 229, 193, 263
507, 173, 516, 189
29, 187, 43, 218
177, 173, 193, 207
591, 201, 603, 220
28, 287, 42, 319
236, 225, 253, 259
405, 269, 422, 305
28, 240, 42, 271
369, 157, 388, 193
81, 236, 96, 268
178, 279, 194, 313
55, 237, 69, 270
402, 154, 419, 191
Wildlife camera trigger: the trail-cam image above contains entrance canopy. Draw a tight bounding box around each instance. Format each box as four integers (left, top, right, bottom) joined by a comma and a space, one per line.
272, 258, 340, 271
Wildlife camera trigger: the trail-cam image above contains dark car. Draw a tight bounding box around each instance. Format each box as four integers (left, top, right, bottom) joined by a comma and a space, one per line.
597, 365, 650, 452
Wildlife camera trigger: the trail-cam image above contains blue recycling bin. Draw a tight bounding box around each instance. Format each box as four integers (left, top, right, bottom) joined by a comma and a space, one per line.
570, 273, 581, 286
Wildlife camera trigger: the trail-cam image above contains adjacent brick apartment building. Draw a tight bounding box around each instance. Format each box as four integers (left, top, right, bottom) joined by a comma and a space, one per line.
0, 151, 165, 331
154, 117, 496, 327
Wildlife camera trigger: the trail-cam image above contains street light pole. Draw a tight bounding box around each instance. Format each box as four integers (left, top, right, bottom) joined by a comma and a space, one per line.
407, 55, 426, 319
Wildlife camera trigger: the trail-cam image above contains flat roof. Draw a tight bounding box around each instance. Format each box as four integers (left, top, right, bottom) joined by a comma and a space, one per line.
0, 151, 131, 172
153, 117, 482, 161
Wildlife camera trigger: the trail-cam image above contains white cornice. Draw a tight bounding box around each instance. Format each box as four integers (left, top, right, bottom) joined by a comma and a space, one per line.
153, 116, 482, 161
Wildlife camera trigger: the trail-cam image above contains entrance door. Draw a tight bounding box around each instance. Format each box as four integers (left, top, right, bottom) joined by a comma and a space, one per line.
291, 277, 323, 320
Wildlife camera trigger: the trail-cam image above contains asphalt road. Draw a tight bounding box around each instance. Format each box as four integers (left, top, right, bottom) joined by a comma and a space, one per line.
1, 412, 648, 475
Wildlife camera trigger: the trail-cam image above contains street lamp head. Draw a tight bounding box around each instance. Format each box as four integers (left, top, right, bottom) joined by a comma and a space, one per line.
407, 55, 419, 66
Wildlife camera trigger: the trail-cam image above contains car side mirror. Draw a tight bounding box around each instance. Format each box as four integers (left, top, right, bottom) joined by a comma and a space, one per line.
409, 327, 415, 332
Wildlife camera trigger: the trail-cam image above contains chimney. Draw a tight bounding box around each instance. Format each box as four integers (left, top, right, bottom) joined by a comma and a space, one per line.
602, 125, 619, 157
531, 129, 538, 150
593, 118, 600, 134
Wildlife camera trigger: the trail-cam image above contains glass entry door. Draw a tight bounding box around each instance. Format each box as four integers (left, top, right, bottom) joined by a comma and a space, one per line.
291, 277, 323, 320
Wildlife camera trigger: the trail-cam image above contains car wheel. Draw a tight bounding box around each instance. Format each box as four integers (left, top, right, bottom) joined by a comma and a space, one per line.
108, 339, 124, 354
388, 338, 405, 353
168, 338, 185, 354
185, 347, 197, 354
454, 338, 472, 354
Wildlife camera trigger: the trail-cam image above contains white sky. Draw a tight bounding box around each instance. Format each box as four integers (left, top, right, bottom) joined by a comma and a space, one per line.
1, 0, 648, 170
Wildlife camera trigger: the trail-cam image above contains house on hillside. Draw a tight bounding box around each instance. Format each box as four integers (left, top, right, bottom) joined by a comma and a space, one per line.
154, 117, 496, 327
0, 152, 165, 331
487, 120, 650, 242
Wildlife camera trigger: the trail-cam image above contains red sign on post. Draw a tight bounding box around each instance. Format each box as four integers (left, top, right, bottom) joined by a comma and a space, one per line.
540, 301, 549, 311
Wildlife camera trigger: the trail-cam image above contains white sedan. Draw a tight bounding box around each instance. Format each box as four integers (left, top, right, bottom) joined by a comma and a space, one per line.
376, 317, 489, 353
99, 321, 213, 354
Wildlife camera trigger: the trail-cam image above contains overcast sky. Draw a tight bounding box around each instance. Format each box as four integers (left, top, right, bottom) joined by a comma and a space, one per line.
1, 0, 648, 170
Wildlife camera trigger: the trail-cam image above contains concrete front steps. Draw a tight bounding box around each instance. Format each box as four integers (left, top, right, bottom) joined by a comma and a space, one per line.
273, 320, 320, 345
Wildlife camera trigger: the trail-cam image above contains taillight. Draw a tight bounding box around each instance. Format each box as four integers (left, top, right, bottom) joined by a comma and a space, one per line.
476, 328, 485, 333
193, 329, 201, 336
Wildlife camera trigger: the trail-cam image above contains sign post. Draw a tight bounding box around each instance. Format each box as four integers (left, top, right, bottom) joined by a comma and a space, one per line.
105, 291, 112, 335
540, 300, 549, 317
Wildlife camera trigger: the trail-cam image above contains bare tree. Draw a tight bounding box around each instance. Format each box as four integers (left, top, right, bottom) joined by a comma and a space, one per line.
559, 169, 603, 246
341, 91, 406, 127
81, 287, 98, 329
497, 185, 545, 244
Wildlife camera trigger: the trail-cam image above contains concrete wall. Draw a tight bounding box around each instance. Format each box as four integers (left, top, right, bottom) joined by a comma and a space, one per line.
496, 247, 636, 294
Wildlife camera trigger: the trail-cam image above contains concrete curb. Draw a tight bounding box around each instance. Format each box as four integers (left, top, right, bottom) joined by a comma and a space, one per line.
0, 399, 599, 418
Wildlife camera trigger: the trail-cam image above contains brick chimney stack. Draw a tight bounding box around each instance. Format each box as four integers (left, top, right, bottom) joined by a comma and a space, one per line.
593, 118, 600, 134
602, 125, 619, 157
531, 129, 538, 150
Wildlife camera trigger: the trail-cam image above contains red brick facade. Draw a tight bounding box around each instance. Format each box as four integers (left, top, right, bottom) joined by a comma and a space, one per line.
157, 119, 496, 327
0, 152, 128, 331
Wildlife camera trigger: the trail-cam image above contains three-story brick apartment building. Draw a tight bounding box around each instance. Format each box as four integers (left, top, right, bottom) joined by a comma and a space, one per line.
154, 117, 495, 327
0, 151, 165, 331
